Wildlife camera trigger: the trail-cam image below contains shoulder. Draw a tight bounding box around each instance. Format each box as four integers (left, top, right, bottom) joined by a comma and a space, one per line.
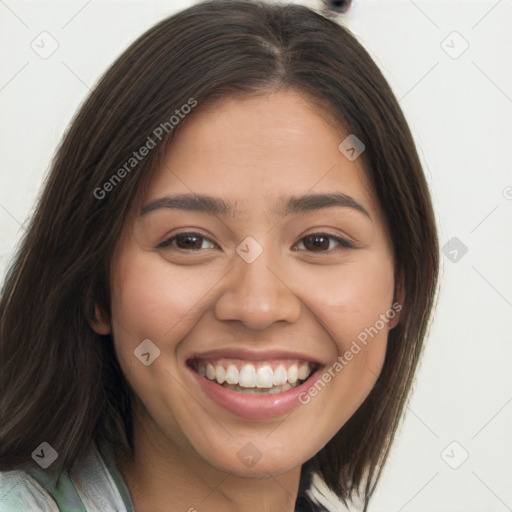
0, 442, 134, 512
0, 469, 59, 511
71, 441, 134, 511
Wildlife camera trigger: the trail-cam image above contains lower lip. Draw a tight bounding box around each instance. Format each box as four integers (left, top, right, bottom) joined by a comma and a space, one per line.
188, 366, 323, 420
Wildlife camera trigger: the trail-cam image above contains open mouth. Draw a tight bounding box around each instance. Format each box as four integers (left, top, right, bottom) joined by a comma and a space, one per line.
187, 358, 319, 395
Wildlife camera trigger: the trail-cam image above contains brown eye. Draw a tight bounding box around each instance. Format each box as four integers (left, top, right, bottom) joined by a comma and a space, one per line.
157, 233, 217, 251
303, 234, 330, 251
295, 233, 355, 252
175, 234, 203, 250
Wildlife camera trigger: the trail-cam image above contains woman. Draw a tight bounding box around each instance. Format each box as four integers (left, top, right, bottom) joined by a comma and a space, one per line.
0, 1, 439, 511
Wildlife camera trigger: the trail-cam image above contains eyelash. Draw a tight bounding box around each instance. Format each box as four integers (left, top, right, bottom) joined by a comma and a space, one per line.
156, 232, 356, 252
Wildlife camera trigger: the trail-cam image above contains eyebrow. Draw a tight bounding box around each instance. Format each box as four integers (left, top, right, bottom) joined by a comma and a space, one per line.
140, 192, 370, 219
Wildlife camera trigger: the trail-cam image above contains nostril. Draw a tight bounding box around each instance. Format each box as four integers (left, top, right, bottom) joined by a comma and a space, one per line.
321, 0, 353, 14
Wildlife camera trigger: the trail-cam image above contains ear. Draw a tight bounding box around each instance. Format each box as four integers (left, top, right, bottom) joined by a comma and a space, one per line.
89, 304, 111, 335
389, 272, 405, 329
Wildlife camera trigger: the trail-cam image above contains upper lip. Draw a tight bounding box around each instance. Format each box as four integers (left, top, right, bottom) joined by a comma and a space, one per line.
186, 347, 323, 366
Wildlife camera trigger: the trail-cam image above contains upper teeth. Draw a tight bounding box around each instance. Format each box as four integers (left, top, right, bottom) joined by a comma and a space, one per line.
198, 361, 312, 388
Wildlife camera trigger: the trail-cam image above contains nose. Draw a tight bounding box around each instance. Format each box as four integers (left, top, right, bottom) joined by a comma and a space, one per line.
214, 249, 302, 330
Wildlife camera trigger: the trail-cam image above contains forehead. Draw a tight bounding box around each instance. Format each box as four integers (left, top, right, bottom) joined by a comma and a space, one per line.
144, 90, 377, 216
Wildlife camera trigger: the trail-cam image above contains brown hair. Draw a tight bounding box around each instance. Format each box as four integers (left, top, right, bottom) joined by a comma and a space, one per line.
0, 1, 439, 510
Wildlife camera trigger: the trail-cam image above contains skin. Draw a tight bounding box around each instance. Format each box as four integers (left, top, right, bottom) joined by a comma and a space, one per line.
91, 90, 400, 512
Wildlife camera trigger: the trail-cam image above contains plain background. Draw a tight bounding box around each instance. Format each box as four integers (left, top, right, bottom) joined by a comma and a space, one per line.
1, 0, 511, 510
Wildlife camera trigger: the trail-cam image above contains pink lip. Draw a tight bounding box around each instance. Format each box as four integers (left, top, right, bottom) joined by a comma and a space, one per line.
187, 364, 323, 420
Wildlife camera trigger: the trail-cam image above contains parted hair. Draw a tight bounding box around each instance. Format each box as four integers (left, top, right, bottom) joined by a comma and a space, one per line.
0, 1, 439, 510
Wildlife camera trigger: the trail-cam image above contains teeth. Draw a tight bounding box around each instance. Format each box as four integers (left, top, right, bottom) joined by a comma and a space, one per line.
287, 365, 299, 384
206, 363, 215, 380
239, 364, 257, 387
298, 362, 310, 380
223, 382, 294, 394
256, 365, 273, 388
215, 364, 226, 384
197, 360, 314, 391
226, 364, 239, 385
272, 365, 288, 386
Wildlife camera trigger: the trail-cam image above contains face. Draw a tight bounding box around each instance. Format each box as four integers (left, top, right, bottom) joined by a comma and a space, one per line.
99, 90, 399, 477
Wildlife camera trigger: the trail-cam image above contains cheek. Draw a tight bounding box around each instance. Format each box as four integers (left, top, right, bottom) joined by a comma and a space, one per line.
112, 253, 206, 332
109, 248, 223, 375
297, 252, 395, 368
291, 254, 395, 432
108, 250, 227, 428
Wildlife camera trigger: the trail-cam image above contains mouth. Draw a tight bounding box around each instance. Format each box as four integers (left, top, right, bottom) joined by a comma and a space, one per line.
187, 358, 318, 395
186, 353, 323, 420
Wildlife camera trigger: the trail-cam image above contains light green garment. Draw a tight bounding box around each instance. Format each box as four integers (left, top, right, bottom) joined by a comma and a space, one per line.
0, 442, 135, 512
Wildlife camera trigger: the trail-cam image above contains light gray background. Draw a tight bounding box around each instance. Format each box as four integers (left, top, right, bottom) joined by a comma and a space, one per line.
1, 0, 511, 510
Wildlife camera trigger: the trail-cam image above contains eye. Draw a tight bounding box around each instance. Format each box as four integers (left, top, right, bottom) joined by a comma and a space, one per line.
294, 233, 355, 252
156, 232, 218, 251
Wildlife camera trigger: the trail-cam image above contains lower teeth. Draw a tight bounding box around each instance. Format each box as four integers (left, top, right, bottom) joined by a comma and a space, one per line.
220, 382, 300, 394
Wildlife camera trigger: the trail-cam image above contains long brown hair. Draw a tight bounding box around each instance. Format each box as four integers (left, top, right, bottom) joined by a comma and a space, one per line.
0, 1, 439, 510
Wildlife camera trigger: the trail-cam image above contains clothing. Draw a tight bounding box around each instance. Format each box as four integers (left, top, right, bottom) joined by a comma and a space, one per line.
0, 442, 133, 512
0, 443, 313, 511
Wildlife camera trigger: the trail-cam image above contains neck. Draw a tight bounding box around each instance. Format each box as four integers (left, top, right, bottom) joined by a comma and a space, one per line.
117, 403, 302, 512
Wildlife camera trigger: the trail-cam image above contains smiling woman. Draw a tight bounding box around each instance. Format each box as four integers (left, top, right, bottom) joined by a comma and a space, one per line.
0, 1, 439, 512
